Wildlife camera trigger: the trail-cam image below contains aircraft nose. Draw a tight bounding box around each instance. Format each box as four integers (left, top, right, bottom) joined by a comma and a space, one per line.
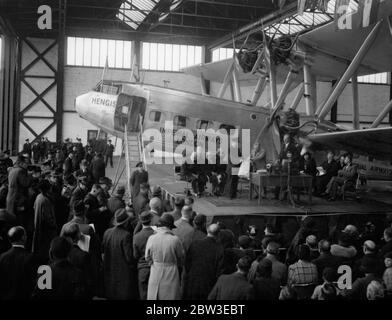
75, 93, 89, 118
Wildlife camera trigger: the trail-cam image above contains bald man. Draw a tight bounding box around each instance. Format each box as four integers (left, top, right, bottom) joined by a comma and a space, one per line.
0, 226, 39, 299
133, 197, 162, 235
184, 223, 224, 299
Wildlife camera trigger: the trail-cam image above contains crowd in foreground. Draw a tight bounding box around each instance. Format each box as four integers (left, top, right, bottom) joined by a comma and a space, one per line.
0, 138, 391, 300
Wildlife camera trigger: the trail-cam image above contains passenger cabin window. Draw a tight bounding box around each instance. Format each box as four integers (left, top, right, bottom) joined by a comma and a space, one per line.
219, 124, 235, 133
174, 115, 187, 127
149, 111, 163, 122
197, 120, 211, 130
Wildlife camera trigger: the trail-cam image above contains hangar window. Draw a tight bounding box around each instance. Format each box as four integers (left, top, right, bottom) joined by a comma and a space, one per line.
141, 42, 202, 72
357, 72, 389, 85
67, 37, 132, 69
149, 110, 163, 122
174, 115, 188, 127
212, 48, 238, 62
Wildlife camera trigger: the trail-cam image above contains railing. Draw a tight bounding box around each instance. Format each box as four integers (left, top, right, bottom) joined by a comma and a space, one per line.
138, 114, 147, 169
124, 124, 132, 197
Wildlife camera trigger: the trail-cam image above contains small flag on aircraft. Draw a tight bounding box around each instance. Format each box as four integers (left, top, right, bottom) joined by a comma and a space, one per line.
334, 0, 350, 28
357, 0, 380, 28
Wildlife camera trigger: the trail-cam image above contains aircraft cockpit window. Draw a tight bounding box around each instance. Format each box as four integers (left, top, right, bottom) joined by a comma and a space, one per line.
174, 115, 188, 127
121, 106, 129, 114
149, 111, 163, 122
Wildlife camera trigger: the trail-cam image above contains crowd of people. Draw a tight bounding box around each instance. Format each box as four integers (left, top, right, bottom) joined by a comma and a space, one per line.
0, 136, 390, 301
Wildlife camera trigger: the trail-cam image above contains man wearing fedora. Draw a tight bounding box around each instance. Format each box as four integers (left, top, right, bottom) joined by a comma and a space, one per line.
69, 176, 89, 217
130, 162, 148, 201
102, 208, 138, 300
133, 211, 154, 300
145, 213, 185, 300
107, 185, 126, 218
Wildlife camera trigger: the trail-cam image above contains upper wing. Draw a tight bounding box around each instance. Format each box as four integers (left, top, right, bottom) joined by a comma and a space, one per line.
297, 1, 392, 81
307, 127, 392, 160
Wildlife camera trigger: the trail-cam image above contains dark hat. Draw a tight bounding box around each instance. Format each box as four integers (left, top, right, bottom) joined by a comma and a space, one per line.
322, 267, 337, 283
99, 177, 112, 185
0, 152, 6, 160
115, 185, 126, 196
384, 252, 392, 260
158, 213, 176, 229
25, 138, 29, 142
174, 196, 185, 207
193, 214, 206, 227
76, 137, 81, 141
50, 236, 72, 260
114, 208, 131, 226
140, 211, 152, 224
4, 150, 10, 155
136, 161, 143, 168
238, 235, 251, 249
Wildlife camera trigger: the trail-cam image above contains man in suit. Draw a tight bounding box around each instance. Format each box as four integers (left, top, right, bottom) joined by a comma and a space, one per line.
0, 226, 39, 300
84, 184, 107, 239
173, 206, 195, 252
22, 139, 32, 158
63, 152, 74, 176
103, 208, 138, 300
91, 153, 106, 184
62, 223, 96, 298
208, 255, 254, 300
325, 152, 358, 201
167, 197, 184, 221
133, 183, 150, 217
32, 236, 87, 300
130, 162, 149, 201
133, 211, 154, 300
314, 150, 339, 195
107, 185, 126, 218
312, 240, 343, 282
105, 140, 115, 168
184, 224, 224, 299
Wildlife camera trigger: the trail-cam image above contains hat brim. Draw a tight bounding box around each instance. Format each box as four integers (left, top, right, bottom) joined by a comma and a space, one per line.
114, 215, 131, 226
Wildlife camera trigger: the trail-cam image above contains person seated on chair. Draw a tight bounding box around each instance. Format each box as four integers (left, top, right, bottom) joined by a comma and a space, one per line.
299, 152, 317, 177
187, 147, 208, 197
314, 150, 339, 196
208, 150, 227, 197
324, 152, 358, 201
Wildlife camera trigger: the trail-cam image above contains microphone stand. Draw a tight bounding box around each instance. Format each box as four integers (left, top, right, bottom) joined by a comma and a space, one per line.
283, 155, 296, 207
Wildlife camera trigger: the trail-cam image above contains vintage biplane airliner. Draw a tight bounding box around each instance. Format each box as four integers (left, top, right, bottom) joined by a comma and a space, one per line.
75, 1, 392, 183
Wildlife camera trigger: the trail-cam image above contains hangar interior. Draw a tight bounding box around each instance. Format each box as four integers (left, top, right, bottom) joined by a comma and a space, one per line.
0, 0, 391, 155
